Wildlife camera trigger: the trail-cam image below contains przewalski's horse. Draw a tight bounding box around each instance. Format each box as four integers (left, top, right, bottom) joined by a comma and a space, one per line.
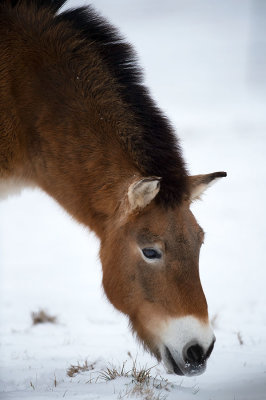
0, 0, 226, 376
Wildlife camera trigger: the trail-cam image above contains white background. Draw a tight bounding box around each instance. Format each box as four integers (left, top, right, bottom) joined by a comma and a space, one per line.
1, 0, 266, 399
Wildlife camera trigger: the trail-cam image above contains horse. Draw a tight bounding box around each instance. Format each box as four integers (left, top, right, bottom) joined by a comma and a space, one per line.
0, 0, 226, 376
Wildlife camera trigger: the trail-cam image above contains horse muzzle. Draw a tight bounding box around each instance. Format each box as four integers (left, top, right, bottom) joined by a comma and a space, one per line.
163, 338, 215, 376
158, 316, 215, 376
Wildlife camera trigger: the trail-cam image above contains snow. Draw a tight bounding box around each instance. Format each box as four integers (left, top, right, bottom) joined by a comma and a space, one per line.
1, 1, 266, 399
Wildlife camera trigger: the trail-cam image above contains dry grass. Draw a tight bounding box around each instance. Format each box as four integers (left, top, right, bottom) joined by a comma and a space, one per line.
98, 359, 170, 399
100, 362, 151, 383
67, 357, 173, 399
67, 360, 96, 377
237, 331, 244, 345
98, 362, 127, 381
98, 359, 157, 384
119, 384, 168, 400
31, 309, 57, 325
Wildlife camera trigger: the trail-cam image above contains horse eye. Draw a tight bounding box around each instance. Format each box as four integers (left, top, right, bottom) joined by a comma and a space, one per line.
142, 248, 161, 260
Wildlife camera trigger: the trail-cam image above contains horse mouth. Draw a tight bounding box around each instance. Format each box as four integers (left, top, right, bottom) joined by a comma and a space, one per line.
165, 346, 184, 375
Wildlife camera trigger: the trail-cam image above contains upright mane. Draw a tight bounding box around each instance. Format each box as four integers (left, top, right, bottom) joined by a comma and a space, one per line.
1, 0, 188, 205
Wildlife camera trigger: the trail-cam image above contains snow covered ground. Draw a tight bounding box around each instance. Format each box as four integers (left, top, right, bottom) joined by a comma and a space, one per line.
1, 1, 266, 399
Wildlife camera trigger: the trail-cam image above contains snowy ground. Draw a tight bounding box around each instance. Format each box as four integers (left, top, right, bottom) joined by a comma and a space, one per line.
1, 1, 266, 399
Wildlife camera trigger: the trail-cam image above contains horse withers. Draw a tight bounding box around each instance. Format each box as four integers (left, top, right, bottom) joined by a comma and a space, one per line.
0, 0, 226, 376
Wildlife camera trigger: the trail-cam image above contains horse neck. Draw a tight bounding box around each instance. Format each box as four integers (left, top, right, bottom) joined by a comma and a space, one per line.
26, 111, 139, 239
6, 70, 139, 238
1, 11, 140, 237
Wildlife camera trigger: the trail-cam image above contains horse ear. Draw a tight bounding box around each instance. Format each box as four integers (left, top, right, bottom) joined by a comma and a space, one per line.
189, 171, 227, 201
128, 177, 161, 211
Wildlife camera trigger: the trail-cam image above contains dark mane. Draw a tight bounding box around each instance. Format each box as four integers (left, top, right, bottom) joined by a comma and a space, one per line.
2, 0, 188, 205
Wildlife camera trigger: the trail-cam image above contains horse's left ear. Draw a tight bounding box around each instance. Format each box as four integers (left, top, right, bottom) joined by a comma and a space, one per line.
188, 171, 227, 201
128, 177, 161, 211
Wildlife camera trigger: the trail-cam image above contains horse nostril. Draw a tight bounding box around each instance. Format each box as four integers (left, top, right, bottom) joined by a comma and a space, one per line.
185, 344, 204, 364
185, 339, 215, 365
